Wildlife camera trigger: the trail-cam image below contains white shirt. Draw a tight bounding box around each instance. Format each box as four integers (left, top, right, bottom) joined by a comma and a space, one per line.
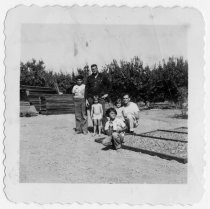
122, 102, 139, 117
72, 84, 85, 98
105, 118, 126, 131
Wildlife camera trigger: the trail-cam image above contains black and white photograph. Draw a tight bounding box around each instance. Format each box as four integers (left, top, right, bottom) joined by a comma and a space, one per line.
19, 23, 188, 184
4, 5, 204, 204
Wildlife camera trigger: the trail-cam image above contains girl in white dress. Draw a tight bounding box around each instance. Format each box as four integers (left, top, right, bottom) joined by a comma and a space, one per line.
90, 96, 103, 136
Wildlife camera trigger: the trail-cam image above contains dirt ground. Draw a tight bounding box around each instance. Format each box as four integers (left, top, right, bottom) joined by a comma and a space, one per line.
20, 109, 187, 183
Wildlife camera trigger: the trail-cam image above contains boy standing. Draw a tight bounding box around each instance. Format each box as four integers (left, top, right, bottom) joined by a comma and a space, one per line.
72, 75, 88, 134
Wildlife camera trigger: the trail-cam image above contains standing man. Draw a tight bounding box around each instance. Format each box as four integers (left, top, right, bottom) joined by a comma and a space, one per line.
85, 64, 110, 128
122, 93, 140, 134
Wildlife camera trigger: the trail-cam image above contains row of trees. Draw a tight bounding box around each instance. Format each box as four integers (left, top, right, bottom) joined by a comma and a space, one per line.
20, 57, 188, 104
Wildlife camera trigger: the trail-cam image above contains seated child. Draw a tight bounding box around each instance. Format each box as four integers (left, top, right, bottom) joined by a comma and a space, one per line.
91, 95, 103, 136
102, 108, 126, 150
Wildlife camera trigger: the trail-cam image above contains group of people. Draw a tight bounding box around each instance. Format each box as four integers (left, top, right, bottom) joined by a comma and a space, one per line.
72, 64, 140, 149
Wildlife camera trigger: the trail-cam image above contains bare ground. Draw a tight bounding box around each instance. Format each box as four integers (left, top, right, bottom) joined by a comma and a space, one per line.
20, 109, 187, 183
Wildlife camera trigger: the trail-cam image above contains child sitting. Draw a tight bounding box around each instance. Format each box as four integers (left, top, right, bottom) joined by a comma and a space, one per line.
90, 95, 103, 136
102, 108, 126, 150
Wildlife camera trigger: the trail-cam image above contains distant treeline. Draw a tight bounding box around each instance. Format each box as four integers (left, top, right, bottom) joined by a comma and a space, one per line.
20, 57, 188, 104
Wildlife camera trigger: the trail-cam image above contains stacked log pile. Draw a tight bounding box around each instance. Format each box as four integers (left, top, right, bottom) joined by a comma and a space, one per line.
20, 85, 57, 112
41, 94, 74, 115
20, 85, 57, 95
27, 95, 41, 112
20, 101, 30, 116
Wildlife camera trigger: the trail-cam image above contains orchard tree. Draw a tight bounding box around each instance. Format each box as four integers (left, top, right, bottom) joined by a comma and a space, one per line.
20, 57, 188, 103
20, 59, 46, 86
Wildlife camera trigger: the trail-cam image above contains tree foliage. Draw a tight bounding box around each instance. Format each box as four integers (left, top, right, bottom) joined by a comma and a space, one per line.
20, 59, 46, 87
20, 57, 188, 103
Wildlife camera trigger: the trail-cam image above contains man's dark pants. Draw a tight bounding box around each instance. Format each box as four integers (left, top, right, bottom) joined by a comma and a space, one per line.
74, 98, 88, 133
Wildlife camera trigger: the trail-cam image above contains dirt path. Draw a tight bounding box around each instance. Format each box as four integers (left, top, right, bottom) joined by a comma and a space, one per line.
20, 109, 187, 183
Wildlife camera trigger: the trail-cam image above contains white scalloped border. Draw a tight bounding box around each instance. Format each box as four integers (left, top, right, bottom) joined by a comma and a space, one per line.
3, 4, 205, 205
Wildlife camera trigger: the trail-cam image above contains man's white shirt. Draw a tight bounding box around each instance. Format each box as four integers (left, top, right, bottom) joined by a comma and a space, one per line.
122, 102, 139, 117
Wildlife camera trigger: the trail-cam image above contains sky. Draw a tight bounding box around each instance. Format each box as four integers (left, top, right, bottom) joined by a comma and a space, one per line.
21, 24, 188, 72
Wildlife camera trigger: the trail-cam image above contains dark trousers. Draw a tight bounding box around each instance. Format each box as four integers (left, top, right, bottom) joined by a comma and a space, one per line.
87, 97, 107, 128
74, 98, 88, 133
